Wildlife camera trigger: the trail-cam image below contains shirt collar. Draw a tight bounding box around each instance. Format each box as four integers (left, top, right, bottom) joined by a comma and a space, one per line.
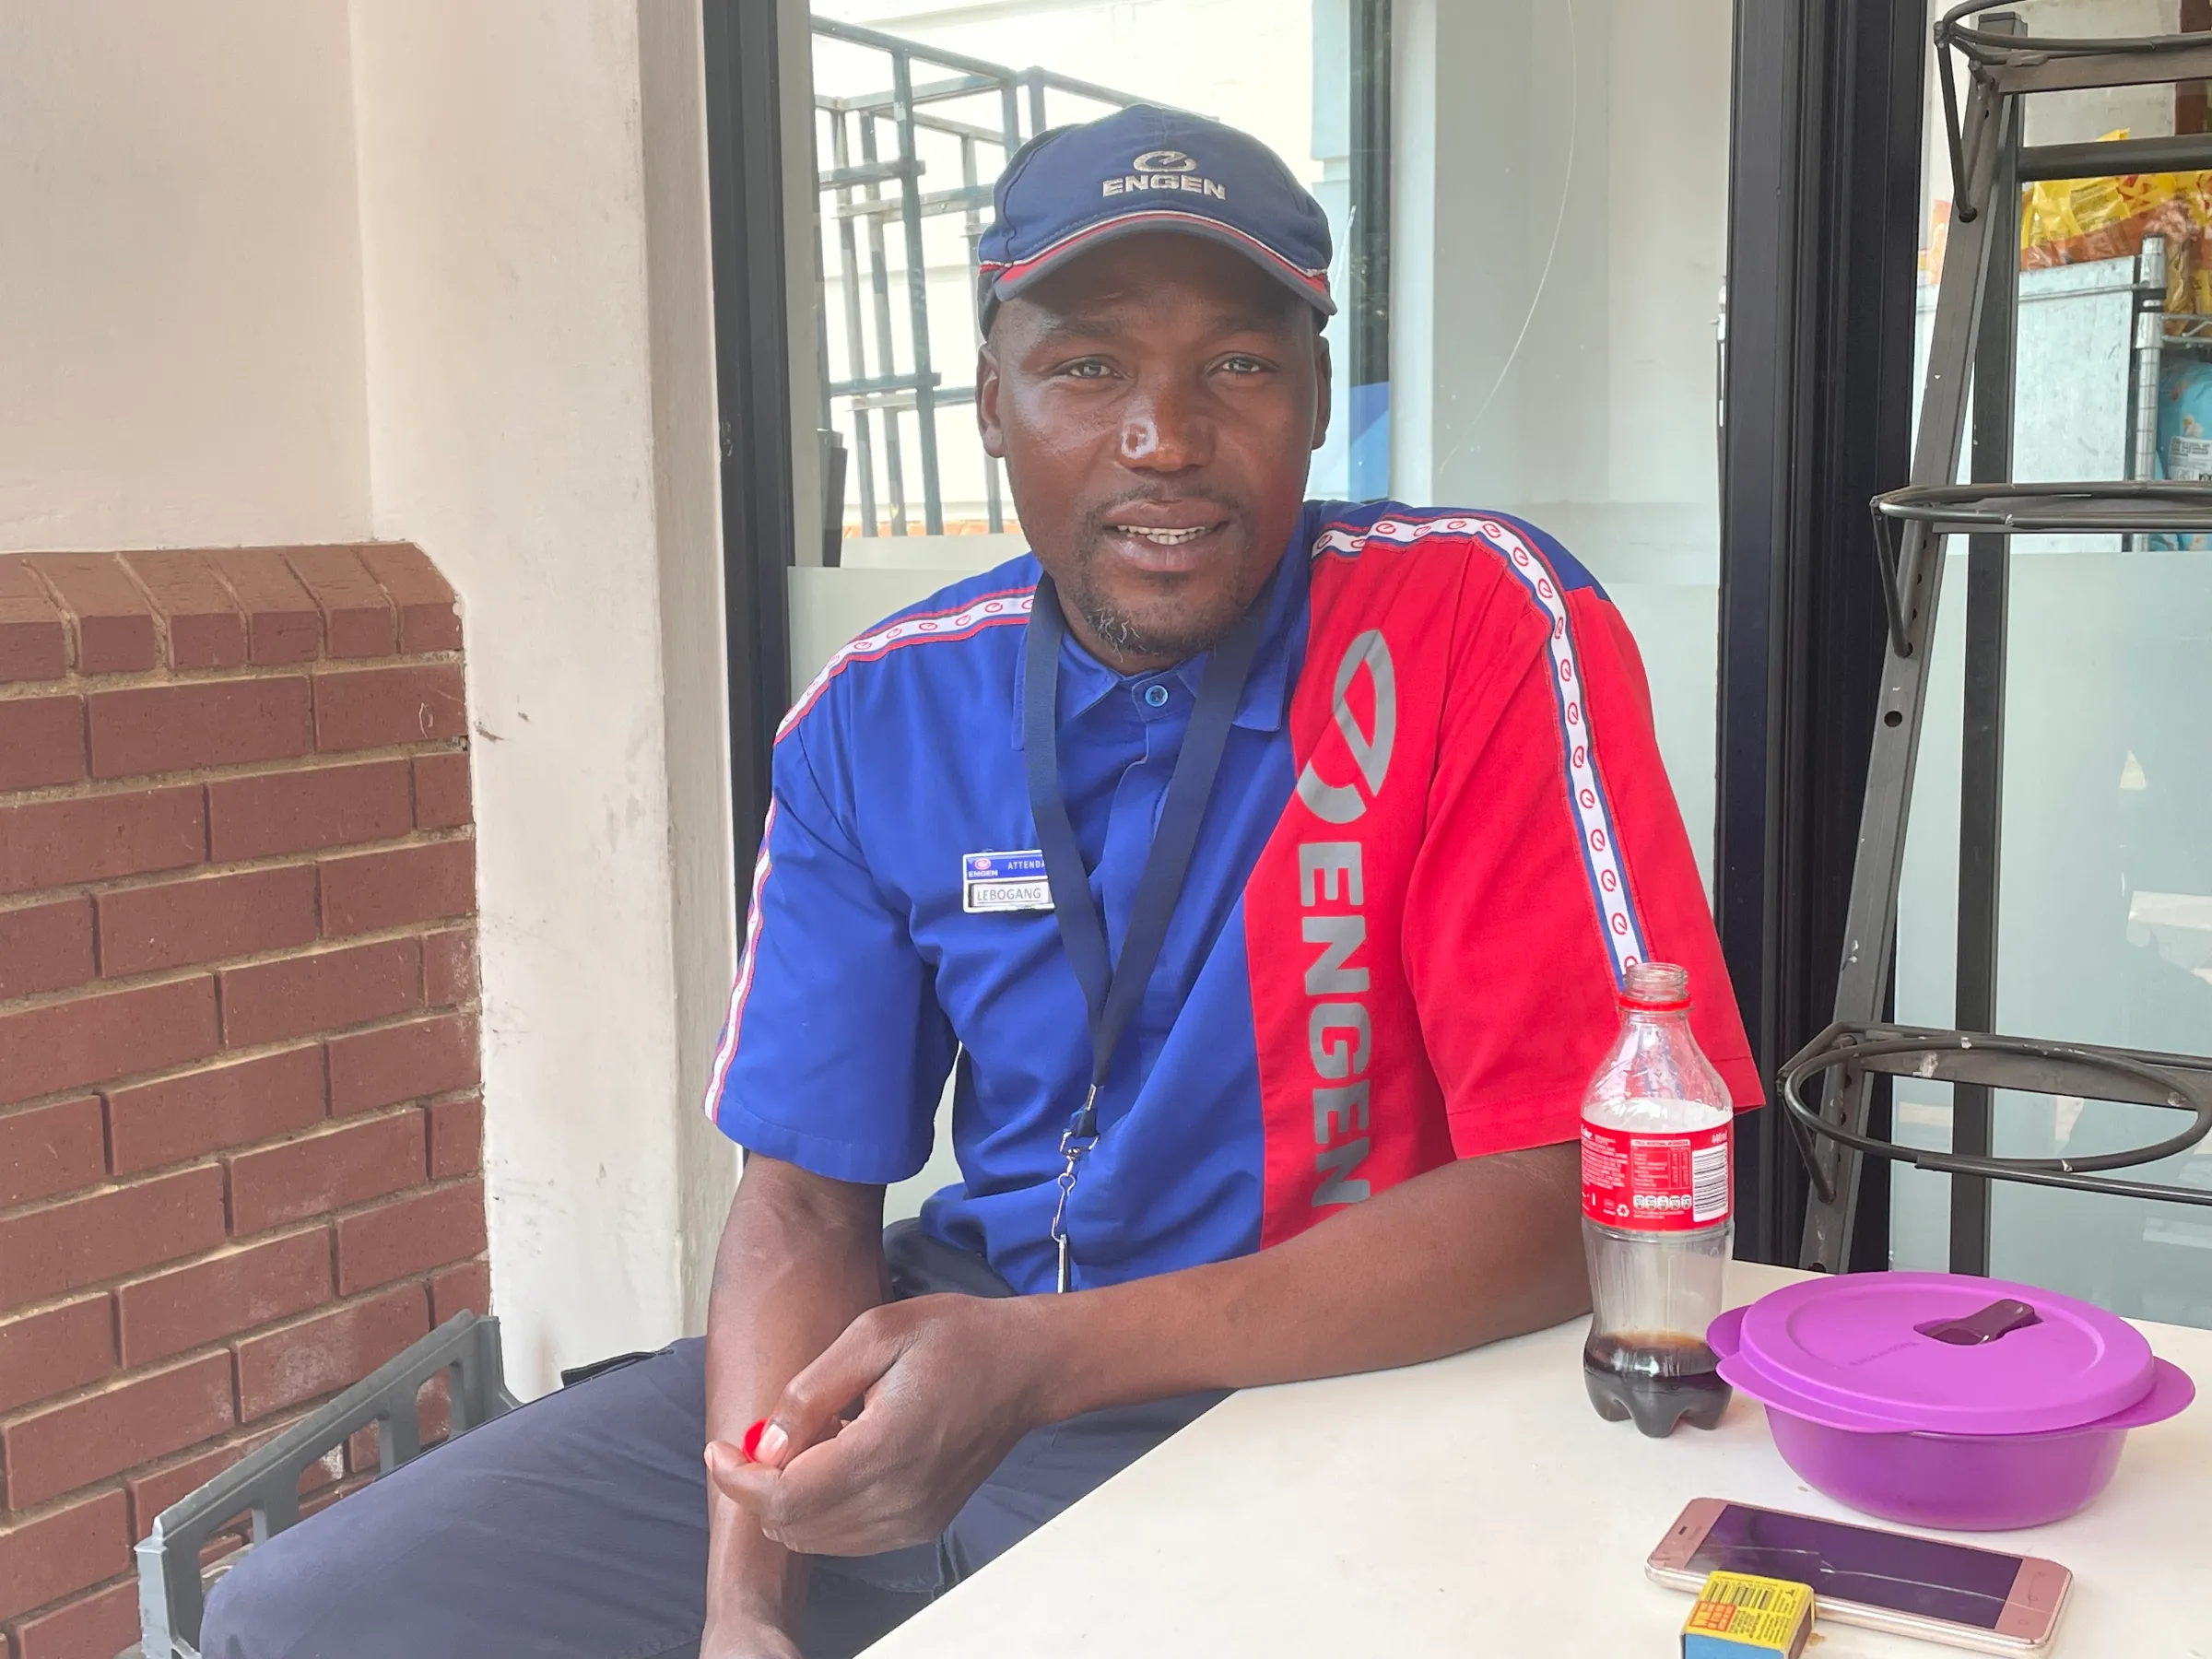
1009, 525, 1309, 749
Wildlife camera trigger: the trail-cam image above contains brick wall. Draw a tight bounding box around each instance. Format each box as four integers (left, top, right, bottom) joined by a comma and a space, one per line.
0, 547, 488, 1659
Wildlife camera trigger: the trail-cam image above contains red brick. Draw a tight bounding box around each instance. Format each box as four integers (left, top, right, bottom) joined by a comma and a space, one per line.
106, 1044, 325, 1177
9, 1574, 138, 1659
313, 664, 466, 752
429, 1260, 489, 1324
0, 897, 94, 1000
206, 758, 412, 863
234, 1283, 427, 1420
0, 1097, 105, 1208
97, 864, 318, 977
0, 783, 204, 896
227, 1112, 424, 1236
0, 1296, 113, 1416
0, 1165, 225, 1311
206, 550, 321, 665
421, 927, 477, 1008
0, 1489, 128, 1622
411, 749, 472, 830
218, 937, 418, 1049
356, 545, 461, 654
0, 1349, 233, 1508
121, 549, 248, 670
22, 553, 156, 674
0, 560, 68, 684
321, 841, 474, 941
427, 1095, 481, 1179
117, 1230, 332, 1367
327, 1016, 478, 1116
335, 1182, 485, 1296
285, 548, 395, 659
0, 975, 217, 1106
88, 677, 312, 780
0, 696, 83, 793
127, 1441, 243, 1535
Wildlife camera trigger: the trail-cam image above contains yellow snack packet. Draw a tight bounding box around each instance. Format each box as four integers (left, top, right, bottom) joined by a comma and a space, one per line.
1680, 1570, 1815, 1659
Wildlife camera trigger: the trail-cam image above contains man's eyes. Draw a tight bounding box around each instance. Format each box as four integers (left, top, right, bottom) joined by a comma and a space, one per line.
1048, 354, 1275, 379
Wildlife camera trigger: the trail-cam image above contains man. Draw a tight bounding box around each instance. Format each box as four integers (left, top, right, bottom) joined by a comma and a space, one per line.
203, 106, 1758, 1659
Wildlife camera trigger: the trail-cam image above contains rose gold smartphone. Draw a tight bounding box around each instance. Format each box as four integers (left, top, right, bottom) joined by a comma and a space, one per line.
1647, 1498, 2070, 1653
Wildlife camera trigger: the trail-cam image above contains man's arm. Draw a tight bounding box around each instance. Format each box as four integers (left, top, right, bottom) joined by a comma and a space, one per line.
700, 1156, 888, 1654
712, 1138, 1584, 1557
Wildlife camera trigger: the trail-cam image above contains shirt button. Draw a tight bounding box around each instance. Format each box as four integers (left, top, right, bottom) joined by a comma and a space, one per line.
1143, 683, 1170, 708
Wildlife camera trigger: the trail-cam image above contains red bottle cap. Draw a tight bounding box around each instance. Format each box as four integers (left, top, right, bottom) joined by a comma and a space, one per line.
741, 1419, 769, 1462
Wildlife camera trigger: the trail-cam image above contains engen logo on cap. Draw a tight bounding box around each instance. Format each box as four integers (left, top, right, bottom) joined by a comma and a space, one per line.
977, 104, 1335, 330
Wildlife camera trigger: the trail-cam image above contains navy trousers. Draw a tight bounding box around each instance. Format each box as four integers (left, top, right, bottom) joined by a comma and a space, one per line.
199, 1226, 1221, 1659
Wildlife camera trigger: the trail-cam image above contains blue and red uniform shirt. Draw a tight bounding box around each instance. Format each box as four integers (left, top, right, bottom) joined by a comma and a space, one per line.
705, 501, 1760, 1294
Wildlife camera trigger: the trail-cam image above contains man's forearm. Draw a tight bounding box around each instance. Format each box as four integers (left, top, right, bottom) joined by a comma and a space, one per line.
702, 1158, 888, 1634
1024, 1140, 1587, 1423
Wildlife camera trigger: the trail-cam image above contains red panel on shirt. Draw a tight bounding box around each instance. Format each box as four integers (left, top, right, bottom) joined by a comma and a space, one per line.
1244, 512, 1759, 1250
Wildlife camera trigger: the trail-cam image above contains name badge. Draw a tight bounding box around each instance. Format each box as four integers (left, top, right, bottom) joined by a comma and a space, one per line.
963, 850, 1053, 913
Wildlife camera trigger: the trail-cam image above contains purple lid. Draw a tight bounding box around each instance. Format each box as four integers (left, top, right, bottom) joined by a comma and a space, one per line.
1728, 1272, 2157, 1436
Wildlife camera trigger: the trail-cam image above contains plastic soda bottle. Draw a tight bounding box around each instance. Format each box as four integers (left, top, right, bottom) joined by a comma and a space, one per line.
1579, 960, 1735, 1437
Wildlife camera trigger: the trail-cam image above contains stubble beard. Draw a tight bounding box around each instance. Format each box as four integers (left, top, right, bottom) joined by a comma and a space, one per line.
1058, 500, 1263, 664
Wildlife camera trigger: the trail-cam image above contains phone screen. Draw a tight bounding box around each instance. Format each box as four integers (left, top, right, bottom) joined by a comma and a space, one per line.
1687, 1503, 2025, 1629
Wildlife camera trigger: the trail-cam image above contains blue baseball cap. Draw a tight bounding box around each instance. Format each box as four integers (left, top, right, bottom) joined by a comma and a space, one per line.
977, 105, 1335, 332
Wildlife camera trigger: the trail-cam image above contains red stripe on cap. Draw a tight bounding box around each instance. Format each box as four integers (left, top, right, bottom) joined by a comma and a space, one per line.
983, 209, 1330, 300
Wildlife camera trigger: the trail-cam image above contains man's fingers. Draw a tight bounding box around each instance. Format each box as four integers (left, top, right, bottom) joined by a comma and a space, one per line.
754, 1307, 910, 1468
712, 1411, 935, 1557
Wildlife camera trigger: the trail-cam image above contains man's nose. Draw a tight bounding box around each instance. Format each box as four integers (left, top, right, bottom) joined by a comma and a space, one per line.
1119, 376, 1213, 472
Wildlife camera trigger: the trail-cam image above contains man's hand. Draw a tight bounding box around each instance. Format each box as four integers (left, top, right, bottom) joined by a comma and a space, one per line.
708, 1293, 1051, 1558
705, 1142, 1585, 1563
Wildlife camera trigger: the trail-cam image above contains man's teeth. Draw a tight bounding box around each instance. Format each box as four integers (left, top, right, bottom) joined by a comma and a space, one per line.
1113, 524, 1210, 545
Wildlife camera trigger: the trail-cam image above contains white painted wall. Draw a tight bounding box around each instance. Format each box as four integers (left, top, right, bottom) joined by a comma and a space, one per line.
0, 0, 371, 552
0, 0, 739, 1398
349, 0, 736, 1394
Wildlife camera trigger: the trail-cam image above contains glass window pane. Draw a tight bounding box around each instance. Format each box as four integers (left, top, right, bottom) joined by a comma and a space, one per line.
1392, 0, 1732, 891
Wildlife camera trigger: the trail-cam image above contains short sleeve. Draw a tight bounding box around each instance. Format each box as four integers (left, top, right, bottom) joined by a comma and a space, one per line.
1404, 565, 1761, 1160
702, 721, 954, 1183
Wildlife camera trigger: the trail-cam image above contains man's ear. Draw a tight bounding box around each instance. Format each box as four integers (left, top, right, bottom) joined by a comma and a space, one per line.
1311, 329, 1334, 453
977, 343, 1006, 459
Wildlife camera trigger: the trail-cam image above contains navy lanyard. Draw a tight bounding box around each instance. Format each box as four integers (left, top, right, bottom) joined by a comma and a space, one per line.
1021, 569, 1274, 1291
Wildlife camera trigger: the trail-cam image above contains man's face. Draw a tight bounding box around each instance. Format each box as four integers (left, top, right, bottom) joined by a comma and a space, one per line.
977, 234, 1331, 670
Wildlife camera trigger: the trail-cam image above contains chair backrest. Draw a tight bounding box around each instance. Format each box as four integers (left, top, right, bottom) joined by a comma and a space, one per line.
132, 1312, 519, 1659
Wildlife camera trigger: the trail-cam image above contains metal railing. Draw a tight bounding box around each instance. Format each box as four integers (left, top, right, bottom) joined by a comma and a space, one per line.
810, 18, 1140, 539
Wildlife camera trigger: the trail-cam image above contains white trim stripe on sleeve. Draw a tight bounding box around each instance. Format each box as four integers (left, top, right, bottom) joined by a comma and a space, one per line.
778, 587, 1036, 742
703, 798, 777, 1122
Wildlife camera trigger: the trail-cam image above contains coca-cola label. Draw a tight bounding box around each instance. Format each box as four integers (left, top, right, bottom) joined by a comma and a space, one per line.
1581, 1121, 1732, 1230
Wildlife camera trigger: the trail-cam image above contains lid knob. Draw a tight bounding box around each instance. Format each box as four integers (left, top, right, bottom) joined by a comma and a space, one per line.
1914, 1298, 2041, 1347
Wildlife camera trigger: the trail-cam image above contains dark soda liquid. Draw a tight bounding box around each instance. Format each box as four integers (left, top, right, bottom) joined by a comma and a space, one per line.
1583, 1330, 1732, 1438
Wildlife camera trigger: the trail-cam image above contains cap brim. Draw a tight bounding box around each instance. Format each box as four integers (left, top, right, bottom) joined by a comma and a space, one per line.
981, 209, 1335, 329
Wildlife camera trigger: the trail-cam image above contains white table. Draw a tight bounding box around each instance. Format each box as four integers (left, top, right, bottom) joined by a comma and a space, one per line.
867, 1263, 2211, 1656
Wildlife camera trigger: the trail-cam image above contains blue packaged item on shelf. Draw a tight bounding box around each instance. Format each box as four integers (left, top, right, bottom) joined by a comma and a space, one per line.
2154, 357, 2212, 549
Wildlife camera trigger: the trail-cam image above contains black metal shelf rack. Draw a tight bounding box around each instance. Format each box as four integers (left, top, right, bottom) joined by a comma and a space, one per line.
1790, 3, 2212, 1275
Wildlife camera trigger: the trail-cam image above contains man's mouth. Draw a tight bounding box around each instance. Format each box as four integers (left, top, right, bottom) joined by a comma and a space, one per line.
1110, 524, 1218, 546
1096, 506, 1237, 571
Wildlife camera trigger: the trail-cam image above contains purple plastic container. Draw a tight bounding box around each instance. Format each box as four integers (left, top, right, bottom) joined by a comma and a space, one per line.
1709, 1273, 2194, 1531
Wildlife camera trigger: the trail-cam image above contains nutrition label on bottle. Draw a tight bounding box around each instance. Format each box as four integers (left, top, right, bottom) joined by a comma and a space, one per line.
1581, 1121, 1732, 1230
